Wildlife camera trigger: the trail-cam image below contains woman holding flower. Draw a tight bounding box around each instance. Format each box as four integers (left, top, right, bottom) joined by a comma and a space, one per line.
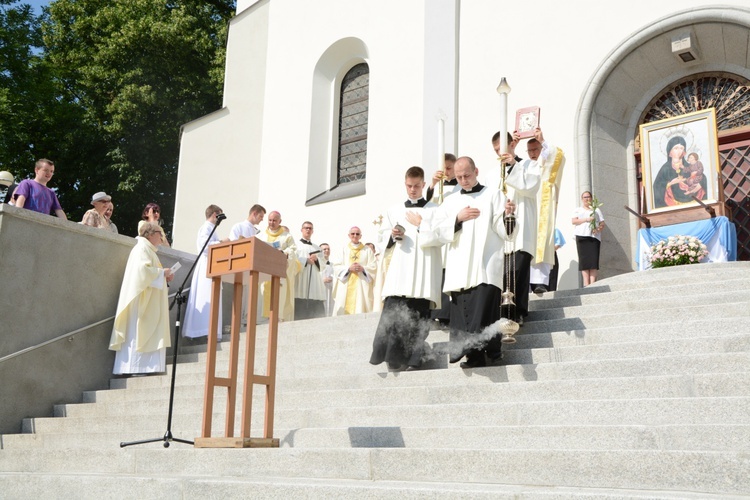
572, 191, 605, 286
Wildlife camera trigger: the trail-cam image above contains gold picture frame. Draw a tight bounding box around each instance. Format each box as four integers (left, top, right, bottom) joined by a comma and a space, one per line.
639, 108, 720, 214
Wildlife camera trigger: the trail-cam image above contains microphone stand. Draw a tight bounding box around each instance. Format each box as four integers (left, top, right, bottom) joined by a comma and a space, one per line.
121, 214, 226, 448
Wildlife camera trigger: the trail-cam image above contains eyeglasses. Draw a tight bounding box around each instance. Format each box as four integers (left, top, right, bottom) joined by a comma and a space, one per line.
349, 232, 361, 236
302, 226, 313, 230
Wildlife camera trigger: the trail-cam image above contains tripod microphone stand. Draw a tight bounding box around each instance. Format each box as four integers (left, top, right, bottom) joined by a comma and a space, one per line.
121, 213, 227, 448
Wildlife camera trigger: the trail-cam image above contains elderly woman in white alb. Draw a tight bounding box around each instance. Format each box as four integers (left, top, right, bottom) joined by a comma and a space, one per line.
109, 222, 175, 374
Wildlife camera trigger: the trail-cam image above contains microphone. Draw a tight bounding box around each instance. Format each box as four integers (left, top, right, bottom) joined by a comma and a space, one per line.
216, 213, 227, 223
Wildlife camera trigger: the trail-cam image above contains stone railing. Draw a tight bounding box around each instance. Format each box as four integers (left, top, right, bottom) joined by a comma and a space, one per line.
0, 204, 198, 434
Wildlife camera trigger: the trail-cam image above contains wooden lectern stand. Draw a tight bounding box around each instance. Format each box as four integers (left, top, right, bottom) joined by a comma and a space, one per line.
193, 237, 287, 448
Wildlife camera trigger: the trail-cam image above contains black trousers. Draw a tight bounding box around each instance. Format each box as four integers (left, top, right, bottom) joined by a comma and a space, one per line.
370, 296, 431, 368
449, 283, 502, 364
430, 268, 450, 323
503, 250, 531, 320
294, 299, 325, 320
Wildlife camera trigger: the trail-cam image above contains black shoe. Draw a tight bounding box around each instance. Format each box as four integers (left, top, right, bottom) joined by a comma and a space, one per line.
533, 286, 547, 295
486, 352, 503, 366
460, 358, 486, 369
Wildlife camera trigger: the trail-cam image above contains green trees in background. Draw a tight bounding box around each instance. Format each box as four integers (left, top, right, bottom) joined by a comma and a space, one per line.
0, 0, 234, 236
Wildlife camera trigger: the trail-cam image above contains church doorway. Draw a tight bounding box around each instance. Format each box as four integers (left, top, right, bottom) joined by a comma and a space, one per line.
635, 73, 750, 261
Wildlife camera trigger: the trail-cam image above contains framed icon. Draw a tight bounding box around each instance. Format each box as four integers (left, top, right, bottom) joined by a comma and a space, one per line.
639, 108, 720, 214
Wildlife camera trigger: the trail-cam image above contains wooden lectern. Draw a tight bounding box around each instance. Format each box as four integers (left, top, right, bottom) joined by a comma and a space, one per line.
193, 237, 287, 448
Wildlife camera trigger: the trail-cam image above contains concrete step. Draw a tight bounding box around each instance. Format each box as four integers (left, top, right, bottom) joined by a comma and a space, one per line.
520, 300, 748, 335
81, 372, 750, 409
61, 371, 750, 421
164, 331, 750, 378
4, 423, 749, 453
511, 316, 750, 350
1, 472, 742, 499
24, 397, 750, 434
0, 447, 747, 495
108, 351, 750, 395
528, 265, 750, 307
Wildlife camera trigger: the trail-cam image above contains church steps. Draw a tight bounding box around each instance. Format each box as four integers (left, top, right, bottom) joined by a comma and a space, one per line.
172, 298, 746, 359
24, 396, 750, 435
5, 476, 748, 500
511, 317, 750, 350
528, 275, 750, 311
105, 351, 750, 393
4, 424, 749, 453
56, 370, 750, 419
3, 263, 749, 497
80, 371, 750, 409
0, 448, 748, 495
165, 329, 750, 375
526, 291, 747, 322
5, 474, 738, 500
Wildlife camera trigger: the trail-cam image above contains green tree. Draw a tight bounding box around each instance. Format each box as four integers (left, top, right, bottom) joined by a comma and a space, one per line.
0, 1, 57, 175
43, 0, 233, 235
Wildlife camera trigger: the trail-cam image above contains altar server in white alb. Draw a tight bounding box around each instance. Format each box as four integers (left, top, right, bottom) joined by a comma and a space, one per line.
183, 205, 228, 340
436, 157, 516, 369
294, 221, 327, 320
332, 226, 377, 316
370, 166, 444, 370
494, 130, 540, 323
319, 243, 335, 316
110, 222, 175, 374
228, 204, 266, 240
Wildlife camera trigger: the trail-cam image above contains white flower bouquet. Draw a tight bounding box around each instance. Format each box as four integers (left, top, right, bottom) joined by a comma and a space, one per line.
648, 235, 709, 268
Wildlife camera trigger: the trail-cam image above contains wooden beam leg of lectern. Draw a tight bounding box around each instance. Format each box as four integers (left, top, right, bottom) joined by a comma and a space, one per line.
240, 271, 260, 438
264, 276, 281, 439
224, 275, 243, 437
201, 276, 222, 438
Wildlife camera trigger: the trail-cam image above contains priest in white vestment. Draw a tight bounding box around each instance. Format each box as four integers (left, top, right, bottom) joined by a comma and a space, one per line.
294, 221, 327, 320
258, 211, 300, 322
436, 157, 516, 369
532, 132, 566, 272
183, 205, 228, 340
370, 167, 444, 370
332, 226, 377, 316
110, 222, 174, 374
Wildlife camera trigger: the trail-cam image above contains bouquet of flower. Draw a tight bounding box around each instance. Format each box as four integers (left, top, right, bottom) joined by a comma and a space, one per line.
589, 195, 603, 233
648, 235, 709, 268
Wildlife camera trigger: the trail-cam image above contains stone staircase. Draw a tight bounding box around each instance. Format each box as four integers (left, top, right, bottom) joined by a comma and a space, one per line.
1, 262, 749, 498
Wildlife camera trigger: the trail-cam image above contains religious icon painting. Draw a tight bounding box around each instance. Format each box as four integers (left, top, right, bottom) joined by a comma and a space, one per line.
639, 108, 720, 214
515, 106, 541, 139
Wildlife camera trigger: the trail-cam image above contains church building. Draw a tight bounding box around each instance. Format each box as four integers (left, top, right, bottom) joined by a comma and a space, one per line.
173, 0, 750, 289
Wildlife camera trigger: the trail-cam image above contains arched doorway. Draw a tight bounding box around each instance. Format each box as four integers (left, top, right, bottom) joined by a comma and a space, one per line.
575, 5, 750, 276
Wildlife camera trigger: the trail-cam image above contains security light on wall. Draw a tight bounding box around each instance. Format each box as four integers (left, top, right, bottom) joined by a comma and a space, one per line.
671, 33, 699, 63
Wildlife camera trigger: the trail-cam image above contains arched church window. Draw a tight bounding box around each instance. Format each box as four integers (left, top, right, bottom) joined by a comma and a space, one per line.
336, 63, 369, 185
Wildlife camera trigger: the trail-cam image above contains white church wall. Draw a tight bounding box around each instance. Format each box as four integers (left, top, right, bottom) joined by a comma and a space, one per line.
173, 0, 271, 249
174, 0, 749, 290
452, 0, 749, 288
